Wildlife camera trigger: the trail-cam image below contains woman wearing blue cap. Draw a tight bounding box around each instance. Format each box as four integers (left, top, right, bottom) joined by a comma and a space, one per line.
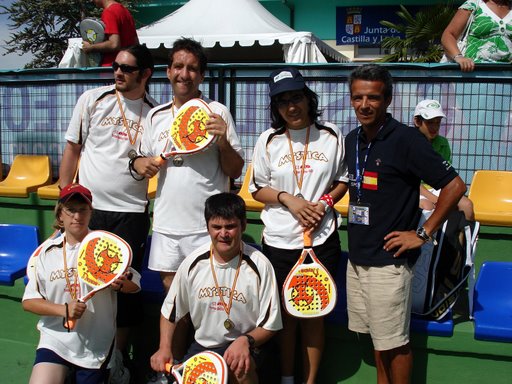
248, 68, 349, 384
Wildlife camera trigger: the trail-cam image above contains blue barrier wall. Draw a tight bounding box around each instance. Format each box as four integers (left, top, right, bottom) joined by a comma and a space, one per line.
0, 63, 510, 186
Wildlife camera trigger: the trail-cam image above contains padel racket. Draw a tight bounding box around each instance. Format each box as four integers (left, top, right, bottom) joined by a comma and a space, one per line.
79, 18, 105, 67
155, 98, 216, 166
165, 351, 228, 384
282, 230, 337, 318
64, 230, 132, 330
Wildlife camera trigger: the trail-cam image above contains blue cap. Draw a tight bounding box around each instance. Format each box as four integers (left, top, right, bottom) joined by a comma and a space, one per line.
269, 68, 305, 97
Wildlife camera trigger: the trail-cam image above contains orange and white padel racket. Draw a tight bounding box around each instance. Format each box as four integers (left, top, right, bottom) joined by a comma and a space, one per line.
282, 231, 337, 318
64, 230, 132, 330
155, 98, 216, 166
165, 351, 228, 384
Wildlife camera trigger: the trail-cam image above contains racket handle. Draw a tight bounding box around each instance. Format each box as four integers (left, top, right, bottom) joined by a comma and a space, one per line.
64, 318, 76, 330
154, 155, 166, 166
303, 230, 313, 248
165, 363, 172, 373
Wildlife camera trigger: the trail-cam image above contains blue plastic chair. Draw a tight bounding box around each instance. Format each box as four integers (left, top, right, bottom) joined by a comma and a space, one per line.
411, 310, 454, 337
473, 261, 512, 342
0, 224, 39, 286
140, 235, 165, 303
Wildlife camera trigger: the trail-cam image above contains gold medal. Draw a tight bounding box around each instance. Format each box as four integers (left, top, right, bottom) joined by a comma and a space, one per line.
224, 318, 235, 330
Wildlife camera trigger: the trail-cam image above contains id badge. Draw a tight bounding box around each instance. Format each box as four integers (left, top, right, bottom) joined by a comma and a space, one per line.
348, 203, 370, 225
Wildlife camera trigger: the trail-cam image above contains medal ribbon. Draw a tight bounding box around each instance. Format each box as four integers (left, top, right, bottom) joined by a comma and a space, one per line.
209, 246, 242, 324
285, 125, 311, 197
115, 90, 144, 146
62, 237, 79, 300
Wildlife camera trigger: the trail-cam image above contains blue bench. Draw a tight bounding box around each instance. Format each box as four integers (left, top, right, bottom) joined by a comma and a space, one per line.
0, 224, 39, 286
473, 261, 512, 342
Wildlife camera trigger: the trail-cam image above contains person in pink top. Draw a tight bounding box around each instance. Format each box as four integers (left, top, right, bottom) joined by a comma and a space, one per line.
83, 0, 139, 67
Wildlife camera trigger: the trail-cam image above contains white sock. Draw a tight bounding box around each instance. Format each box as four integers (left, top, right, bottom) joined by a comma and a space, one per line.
281, 376, 294, 384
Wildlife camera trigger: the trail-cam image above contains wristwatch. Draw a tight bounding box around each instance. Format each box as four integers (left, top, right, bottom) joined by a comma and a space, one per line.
243, 334, 255, 351
416, 226, 438, 246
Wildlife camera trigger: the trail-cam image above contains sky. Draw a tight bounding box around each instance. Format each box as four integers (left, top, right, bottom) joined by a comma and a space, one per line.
0, 1, 34, 69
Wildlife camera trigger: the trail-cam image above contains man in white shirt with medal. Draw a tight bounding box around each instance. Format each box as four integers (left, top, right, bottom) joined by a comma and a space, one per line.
59, 44, 158, 381
150, 193, 282, 384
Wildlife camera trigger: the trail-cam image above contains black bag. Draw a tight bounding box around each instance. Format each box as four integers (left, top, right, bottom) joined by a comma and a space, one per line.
412, 210, 480, 320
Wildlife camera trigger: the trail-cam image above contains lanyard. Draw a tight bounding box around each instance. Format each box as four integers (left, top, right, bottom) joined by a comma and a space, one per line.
116, 90, 144, 146
62, 237, 79, 300
285, 126, 311, 197
355, 126, 382, 203
209, 246, 242, 330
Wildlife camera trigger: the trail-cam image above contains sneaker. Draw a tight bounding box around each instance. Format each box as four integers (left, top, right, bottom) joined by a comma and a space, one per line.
146, 371, 170, 384
109, 349, 131, 384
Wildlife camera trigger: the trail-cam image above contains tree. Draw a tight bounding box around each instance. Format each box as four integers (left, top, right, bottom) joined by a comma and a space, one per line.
376, 4, 457, 63
0, 0, 140, 68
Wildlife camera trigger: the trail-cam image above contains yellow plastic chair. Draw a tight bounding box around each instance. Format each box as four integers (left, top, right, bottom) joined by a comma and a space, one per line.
148, 174, 158, 199
0, 155, 52, 197
37, 180, 61, 199
468, 170, 512, 226
334, 191, 350, 217
238, 164, 264, 211
38, 159, 80, 200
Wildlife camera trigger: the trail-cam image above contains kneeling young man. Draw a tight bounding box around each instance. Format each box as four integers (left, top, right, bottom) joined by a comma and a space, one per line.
150, 193, 282, 383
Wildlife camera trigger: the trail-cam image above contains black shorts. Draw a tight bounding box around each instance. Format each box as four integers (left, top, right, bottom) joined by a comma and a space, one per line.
89, 209, 150, 327
262, 231, 341, 299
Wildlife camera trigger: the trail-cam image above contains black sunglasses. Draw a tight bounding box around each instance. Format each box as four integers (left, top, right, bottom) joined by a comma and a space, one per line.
112, 62, 140, 74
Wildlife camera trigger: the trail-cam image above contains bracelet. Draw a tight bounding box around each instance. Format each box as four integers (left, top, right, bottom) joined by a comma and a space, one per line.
319, 193, 334, 208
277, 191, 288, 208
243, 334, 256, 351
128, 155, 145, 181
452, 53, 464, 61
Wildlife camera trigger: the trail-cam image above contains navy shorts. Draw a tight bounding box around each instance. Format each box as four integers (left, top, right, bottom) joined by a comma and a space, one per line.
89, 209, 150, 327
262, 231, 341, 299
34, 348, 110, 384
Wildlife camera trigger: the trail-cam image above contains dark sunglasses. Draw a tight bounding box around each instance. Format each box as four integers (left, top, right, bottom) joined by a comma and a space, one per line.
112, 62, 140, 74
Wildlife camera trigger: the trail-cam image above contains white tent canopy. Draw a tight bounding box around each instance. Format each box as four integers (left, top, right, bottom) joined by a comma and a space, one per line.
59, 0, 347, 67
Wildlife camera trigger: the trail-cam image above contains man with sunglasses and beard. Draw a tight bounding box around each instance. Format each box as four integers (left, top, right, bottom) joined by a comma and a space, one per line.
59, 44, 158, 384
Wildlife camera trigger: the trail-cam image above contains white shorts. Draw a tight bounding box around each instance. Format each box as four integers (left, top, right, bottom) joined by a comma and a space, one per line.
148, 231, 210, 272
346, 261, 413, 351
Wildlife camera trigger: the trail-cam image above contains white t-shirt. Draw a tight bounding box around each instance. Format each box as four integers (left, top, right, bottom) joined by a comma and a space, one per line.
161, 242, 282, 348
140, 97, 244, 235
65, 84, 159, 212
23, 233, 141, 369
249, 121, 349, 249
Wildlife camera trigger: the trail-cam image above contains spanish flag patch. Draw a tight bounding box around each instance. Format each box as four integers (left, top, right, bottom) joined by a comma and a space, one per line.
362, 171, 378, 190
